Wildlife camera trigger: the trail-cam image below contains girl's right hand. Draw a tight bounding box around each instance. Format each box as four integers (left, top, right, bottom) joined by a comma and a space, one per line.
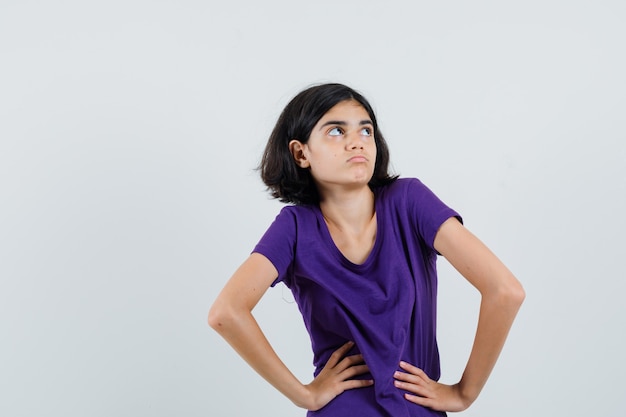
302, 341, 374, 411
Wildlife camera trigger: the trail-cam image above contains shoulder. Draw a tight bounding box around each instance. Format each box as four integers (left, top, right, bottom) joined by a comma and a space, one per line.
267, 204, 319, 232
275, 203, 317, 220
255, 205, 317, 260
376, 177, 430, 202
377, 176, 459, 222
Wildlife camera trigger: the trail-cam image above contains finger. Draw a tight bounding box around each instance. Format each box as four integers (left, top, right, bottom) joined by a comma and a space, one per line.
332, 353, 365, 374
344, 353, 365, 363
399, 361, 431, 382
339, 353, 365, 367
340, 378, 374, 391
404, 392, 434, 409
394, 378, 430, 396
327, 341, 355, 367
399, 361, 424, 375
393, 371, 421, 384
339, 364, 370, 379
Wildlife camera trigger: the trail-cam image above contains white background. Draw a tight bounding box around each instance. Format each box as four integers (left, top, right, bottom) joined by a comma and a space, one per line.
1, 1, 625, 416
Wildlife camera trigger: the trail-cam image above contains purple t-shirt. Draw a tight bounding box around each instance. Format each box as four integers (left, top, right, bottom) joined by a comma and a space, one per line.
253, 178, 461, 417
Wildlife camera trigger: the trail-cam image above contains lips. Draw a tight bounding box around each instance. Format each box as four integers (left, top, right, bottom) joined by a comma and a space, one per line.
347, 155, 368, 163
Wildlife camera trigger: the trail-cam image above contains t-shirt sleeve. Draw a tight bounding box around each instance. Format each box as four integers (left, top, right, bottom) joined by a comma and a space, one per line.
252, 206, 297, 287
405, 178, 462, 252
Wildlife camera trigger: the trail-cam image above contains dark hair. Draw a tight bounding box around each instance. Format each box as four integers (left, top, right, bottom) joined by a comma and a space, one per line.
260, 83, 397, 205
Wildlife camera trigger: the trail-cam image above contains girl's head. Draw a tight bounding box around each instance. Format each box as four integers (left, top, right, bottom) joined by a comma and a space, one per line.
260, 83, 396, 205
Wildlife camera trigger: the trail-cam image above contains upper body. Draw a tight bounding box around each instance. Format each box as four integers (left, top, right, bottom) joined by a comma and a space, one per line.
254, 177, 459, 416
208, 84, 525, 416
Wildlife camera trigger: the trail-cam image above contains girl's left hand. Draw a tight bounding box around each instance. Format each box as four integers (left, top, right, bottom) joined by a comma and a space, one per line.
393, 361, 470, 412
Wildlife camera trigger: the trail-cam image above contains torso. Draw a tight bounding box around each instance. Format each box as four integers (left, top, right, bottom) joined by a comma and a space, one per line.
324, 213, 377, 265
253, 178, 460, 417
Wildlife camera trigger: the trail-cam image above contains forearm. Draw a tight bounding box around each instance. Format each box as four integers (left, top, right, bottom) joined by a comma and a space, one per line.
457, 286, 524, 405
433, 219, 525, 407
210, 308, 311, 408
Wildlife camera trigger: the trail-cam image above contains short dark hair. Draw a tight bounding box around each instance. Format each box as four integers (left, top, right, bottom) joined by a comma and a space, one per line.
260, 83, 397, 205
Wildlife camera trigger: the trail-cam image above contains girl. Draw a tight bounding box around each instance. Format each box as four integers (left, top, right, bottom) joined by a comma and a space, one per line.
208, 83, 525, 416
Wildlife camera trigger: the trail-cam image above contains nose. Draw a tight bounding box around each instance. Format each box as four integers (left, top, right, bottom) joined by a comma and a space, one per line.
346, 131, 365, 150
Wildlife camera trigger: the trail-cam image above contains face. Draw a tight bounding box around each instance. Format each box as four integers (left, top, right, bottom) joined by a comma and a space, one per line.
289, 100, 377, 193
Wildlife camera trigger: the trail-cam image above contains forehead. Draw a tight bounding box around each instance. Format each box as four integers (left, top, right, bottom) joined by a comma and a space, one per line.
319, 99, 371, 121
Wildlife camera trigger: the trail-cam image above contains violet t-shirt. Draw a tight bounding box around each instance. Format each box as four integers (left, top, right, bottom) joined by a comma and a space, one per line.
253, 178, 461, 417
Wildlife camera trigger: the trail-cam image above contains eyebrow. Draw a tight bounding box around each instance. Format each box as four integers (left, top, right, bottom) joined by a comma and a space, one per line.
319, 120, 373, 130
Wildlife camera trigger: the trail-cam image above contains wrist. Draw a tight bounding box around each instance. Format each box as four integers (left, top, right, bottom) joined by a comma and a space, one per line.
455, 380, 480, 410
290, 383, 314, 410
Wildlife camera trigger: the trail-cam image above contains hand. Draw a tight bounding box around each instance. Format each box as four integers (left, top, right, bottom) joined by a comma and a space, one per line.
303, 341, 373, 411
393, 361, 470, 412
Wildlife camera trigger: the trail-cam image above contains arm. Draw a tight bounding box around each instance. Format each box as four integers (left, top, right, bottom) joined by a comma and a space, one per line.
208, 253, 372, 411
394, 218, 525, 411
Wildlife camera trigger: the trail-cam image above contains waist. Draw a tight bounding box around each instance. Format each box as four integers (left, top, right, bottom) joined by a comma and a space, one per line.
306, 384, 446, 417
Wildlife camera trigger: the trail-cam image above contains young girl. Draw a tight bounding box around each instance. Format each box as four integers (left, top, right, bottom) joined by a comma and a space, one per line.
208, 83, 525, 417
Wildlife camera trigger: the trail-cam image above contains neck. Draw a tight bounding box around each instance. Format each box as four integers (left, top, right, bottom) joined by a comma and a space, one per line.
318, 185, 375, 233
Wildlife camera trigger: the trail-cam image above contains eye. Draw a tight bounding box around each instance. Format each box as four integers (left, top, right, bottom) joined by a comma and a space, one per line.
360, 127, 373, 136
328, 127, 344, 136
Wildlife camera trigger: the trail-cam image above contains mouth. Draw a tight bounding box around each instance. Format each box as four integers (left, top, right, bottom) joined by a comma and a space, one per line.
347, 155, 368, 163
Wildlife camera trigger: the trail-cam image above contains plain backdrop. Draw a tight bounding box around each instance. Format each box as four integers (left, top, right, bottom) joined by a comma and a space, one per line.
1, 1, 625, 416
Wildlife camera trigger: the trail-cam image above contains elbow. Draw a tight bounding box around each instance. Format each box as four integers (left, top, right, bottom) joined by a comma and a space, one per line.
511, 275, 526, 305
501, 275, 526, 308
207, 302, 231, 333
515, 284, 526, 306
483, 273, 525, 310
207, 304, 220, 330
208, 300, 248, 334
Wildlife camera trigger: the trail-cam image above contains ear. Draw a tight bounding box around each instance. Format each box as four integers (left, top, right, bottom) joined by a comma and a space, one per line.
288, 139, 310, 168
